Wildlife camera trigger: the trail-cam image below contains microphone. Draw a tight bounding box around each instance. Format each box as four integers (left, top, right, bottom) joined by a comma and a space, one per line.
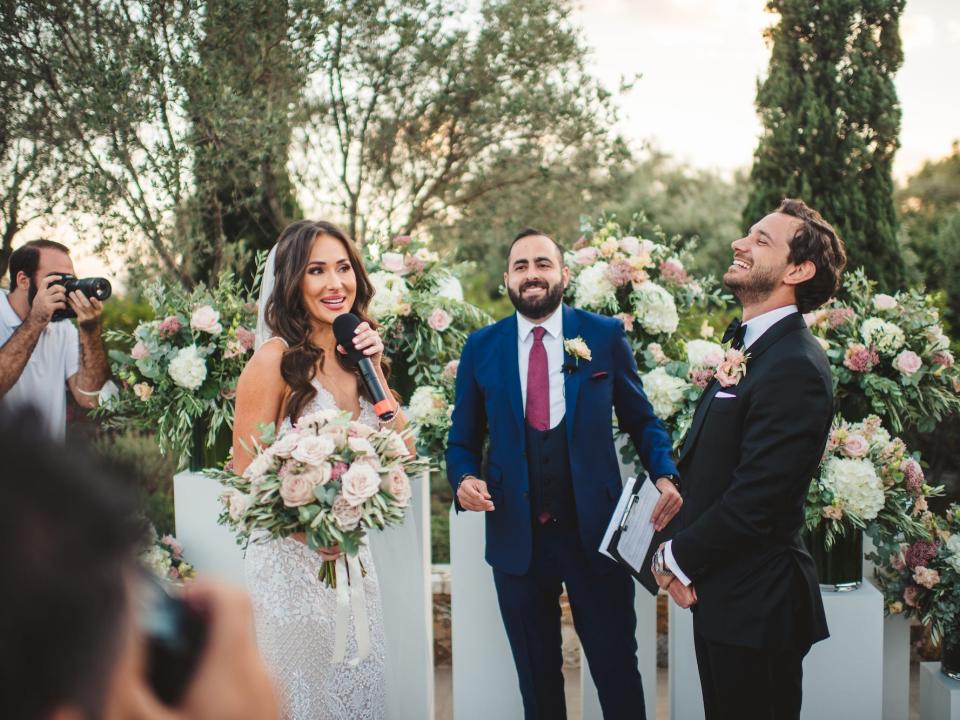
332, 313, 396, 422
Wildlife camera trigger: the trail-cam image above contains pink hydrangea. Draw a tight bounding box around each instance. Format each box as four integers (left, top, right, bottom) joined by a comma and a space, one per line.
158, 315, 182, 337
604, 258, 637, 287
236, 326, 256, 351
658, 259, 689, 286
843, 343, 879, 372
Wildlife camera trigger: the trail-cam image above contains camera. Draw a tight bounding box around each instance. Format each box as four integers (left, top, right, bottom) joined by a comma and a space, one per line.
47, 273, 112, 322
138, 573, 208, 707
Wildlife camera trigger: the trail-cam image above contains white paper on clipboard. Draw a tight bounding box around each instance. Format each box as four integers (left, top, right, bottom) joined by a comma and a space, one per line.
598, 476, 661, 571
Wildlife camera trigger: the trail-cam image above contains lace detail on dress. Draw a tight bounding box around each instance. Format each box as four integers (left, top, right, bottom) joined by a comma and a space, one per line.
246, 380, 386, 720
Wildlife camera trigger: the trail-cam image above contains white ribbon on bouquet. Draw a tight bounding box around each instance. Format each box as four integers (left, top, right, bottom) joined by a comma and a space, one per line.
331, 553, 371, 665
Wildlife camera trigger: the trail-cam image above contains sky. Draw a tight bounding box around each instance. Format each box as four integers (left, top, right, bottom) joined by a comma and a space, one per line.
33, 1, 960, 284
572, 0, 960, 180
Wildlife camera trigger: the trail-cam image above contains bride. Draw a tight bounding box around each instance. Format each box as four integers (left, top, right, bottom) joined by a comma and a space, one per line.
232, 219, 418, 720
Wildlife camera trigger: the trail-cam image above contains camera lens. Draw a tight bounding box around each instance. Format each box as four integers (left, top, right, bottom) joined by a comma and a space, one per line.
76, 277, 112, 301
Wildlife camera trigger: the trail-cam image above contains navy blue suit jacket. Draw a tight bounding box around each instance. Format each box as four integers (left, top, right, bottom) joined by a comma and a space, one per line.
446, 304, 678, 575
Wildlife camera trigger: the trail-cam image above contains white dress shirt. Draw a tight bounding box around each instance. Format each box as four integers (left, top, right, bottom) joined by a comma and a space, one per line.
665, 304, 800, 586
517, 307, 566, 430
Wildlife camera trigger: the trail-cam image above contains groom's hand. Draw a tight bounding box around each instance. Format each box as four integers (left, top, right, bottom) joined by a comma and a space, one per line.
651, 477, 682, 531
666, 579, 698, 609
457, 476, 495, 512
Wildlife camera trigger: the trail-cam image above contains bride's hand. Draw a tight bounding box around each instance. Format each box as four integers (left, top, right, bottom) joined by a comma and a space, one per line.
337, 321, 384, 367
291, 533, 342, 561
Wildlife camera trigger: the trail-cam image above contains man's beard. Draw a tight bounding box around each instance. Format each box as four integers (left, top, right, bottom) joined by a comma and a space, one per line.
27, 276, 39, 306
507, 279, 565, 319
723, 264, 780, 307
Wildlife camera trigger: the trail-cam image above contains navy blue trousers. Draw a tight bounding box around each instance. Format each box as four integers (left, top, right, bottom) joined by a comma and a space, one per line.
492, 523, 646, 720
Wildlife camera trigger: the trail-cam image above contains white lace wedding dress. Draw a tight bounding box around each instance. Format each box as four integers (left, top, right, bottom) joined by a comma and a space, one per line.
245, 380, 386, 720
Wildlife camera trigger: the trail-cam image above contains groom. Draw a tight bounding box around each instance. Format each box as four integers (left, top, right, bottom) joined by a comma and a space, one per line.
446, 229, 681, 719
653, 199, 847, 720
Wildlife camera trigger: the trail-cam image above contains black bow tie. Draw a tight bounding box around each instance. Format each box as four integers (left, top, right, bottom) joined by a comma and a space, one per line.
722, 317, 746, 349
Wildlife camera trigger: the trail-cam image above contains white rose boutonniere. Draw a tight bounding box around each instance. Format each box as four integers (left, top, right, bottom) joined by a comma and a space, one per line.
563, 336, 592, 369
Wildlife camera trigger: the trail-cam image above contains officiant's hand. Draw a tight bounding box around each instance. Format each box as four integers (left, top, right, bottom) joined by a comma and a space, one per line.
651, 477, 682, 531
666, 579, 698, 609
457, 476, 495, 512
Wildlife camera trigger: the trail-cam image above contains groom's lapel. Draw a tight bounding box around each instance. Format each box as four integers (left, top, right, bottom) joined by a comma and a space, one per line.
499, 314, 525, 439
562, 304, 585, 446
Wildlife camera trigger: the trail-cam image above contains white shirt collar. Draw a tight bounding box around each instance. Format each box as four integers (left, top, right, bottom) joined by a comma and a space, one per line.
517, 305, 563, 342
742, 304, 798, 349
0, 291, 22, 329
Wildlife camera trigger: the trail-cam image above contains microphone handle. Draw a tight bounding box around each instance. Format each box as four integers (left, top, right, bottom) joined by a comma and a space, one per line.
356, 357, 396, 421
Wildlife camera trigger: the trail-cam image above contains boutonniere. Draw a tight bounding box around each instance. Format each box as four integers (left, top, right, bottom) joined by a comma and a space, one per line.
714, 348, 750, 387
563, 337, 592, 372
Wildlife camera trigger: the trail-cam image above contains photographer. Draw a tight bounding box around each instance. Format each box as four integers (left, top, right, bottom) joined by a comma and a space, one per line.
0, 239, 110, 438
0, 406, 280, 720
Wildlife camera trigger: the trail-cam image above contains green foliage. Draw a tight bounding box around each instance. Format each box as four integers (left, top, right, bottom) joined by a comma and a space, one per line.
99, 294, 154, 353
744, 0, 906, 290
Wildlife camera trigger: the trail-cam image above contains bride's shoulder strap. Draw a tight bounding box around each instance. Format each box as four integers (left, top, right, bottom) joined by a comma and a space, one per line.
263, 336, 289, 348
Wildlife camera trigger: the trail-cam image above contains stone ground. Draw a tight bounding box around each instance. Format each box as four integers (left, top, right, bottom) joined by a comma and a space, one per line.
432, 592, 924, 720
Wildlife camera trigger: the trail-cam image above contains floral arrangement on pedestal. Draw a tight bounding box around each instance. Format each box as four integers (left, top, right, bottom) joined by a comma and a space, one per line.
873, 505, 960, 653
140, 525, 196, 584
805, 414, 943, 550
404, 360, 460, 462
804, 269, 960, 433
361, 234, 492, 405
97, 273, 258, 470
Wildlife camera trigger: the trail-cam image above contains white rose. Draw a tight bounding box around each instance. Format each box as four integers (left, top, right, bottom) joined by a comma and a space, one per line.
436, 274, 464, 301
872, 294, 898, 311
190, 305, 223, 335
267, 431, 302, 459
242, 452, 276, 482
297, 408, 341, 432
820, 457, 885, 521
685, 340, 725, 369
382, 432, 409, 459
633, 281, 679, 335
619, 236, 641, 256
381, 252, 407, 274
573, 262, 617, 311
279, 474, 316, 507
168, 345, 207, 390
292, 435, 336, 465
407, 386, 445, 425
340, 463, 382, 507
347, 436, 376, 456
381, 466, 412, 507
347, 421, 375, 439
640, 367, 689, 419
225, 491, 251, 521
331, 494, 363, 530
573, 247, 599, 265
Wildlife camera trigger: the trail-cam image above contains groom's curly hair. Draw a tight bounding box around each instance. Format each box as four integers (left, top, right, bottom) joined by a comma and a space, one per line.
778, 199, 848, 313
267, 220, 392, 422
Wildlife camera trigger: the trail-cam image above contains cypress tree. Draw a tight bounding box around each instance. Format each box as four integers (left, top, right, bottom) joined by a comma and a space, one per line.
744, 0, 906, 290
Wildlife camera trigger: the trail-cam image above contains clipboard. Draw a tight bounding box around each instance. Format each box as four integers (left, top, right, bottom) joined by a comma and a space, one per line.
599, 473, 677, 596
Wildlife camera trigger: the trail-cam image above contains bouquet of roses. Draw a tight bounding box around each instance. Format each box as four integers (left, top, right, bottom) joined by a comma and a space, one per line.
214, 408, 428, 588
872, 505, 960, 646
140, 525, 197, 585
98, 272, 258, 469
805, 269, 960, 433
805, 414, 943, 550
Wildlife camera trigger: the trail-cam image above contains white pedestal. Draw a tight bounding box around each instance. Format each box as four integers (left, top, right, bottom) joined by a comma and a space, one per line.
920, 662, 960, 720
173, 470, 247, 585
882, 612, 911, 720
668, 582, 884, 720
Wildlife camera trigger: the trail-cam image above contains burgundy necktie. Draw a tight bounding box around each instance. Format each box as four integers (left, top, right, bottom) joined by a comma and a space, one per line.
526, 326, 549, 431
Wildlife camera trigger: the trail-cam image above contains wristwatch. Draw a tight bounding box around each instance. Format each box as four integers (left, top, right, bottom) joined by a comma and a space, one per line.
652, 546, 674, 577
660, 473, 681, 491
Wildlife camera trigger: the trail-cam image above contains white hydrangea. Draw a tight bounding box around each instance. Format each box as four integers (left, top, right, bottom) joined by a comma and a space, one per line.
946, 534, 960, 574
640, 367, 688, 419
368, 271, 410, 318
141, 544, 172, 578
633, 281, 679, 335
860, 317, 906, 354
685, 339, 725, 368
820, 457, 886, 521
407, 386, 446, 426
435, 273, 464, 302
573, 261, 617, 311
168, 345, 207, 390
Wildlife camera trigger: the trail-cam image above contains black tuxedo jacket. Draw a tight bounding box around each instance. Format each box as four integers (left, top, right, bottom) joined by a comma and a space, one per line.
671, 312, 831, 651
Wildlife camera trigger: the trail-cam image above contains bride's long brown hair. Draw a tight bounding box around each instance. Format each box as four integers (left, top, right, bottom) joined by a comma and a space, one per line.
266, 220, 389, 422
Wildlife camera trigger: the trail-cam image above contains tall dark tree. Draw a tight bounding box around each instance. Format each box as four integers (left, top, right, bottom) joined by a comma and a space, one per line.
744, 0, 906, 290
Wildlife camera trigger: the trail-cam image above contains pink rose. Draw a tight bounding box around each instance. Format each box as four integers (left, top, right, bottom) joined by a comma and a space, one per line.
347, 421, 375, 439
279, 474, 316, 507
841, 434, 869, 458
931, 350, 954, 368
619, 236, 641, 256
236, 326, 256, 351
903, 585, 919, 607
614, 313, 635, 333
158, 315, 182, 337
131, 342, 150, 360
330, 461, 349, 481
391, 235, 412, 248
292, 435, 335, 465
822, 506, 844, 521
190, 305, 223, 335
160, 535, 183, 559
381, 467, 412, 507
873, 294, 898, 311
913, 566, 940, 589
429, 308, 452, 332
381, 252, 407, 274
347, 437, 376, 456
442, 360, 460, 379
574, 247, 599, 266
340, 463, 382, 507
331, 494, 363, 530
659, 259, 690, 286
225, 491, 251, 521
224, 338, 245, 359
893, 350, 922, 376
133, 382, 153, 401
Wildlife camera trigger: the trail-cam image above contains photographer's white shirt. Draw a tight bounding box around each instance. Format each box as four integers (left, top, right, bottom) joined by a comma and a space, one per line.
0, 291, 79, 439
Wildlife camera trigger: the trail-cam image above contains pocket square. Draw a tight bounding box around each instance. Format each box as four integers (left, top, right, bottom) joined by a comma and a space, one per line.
715, 391, 737, 398
590, 371, 609, 380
